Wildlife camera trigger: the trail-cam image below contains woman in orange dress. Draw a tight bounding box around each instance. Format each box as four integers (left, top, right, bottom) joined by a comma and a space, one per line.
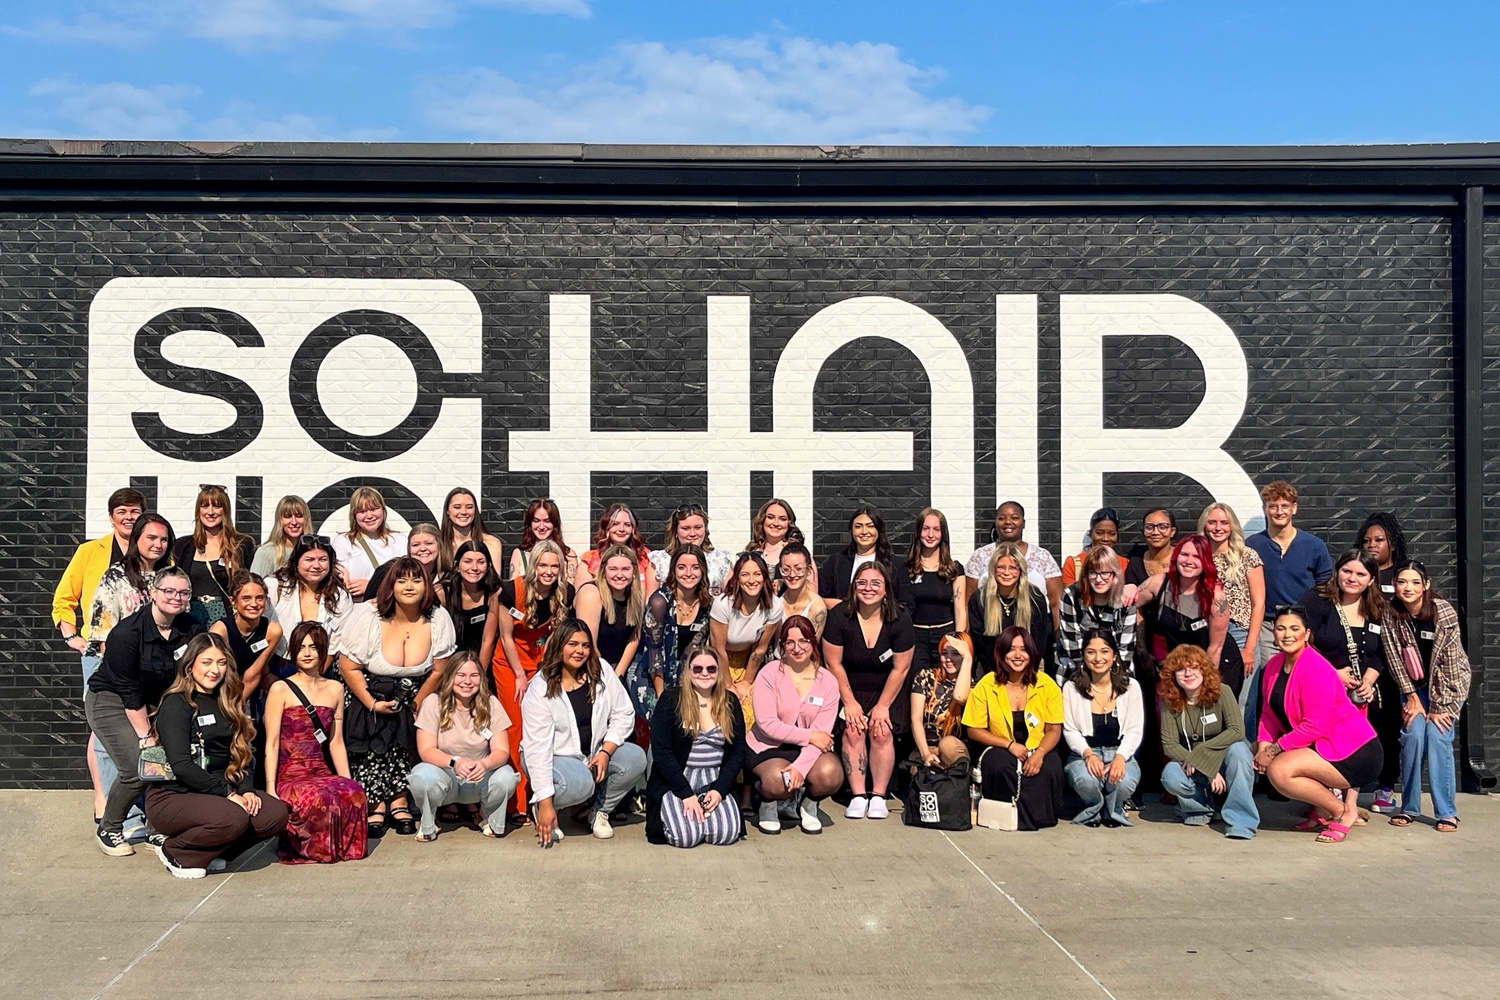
492, 540, 574, 818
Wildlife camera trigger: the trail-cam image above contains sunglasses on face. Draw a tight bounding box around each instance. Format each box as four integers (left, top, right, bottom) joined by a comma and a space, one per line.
690, 664, 718, 676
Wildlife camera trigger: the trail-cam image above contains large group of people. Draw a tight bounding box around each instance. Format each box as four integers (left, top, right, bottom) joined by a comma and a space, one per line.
51, 480, 1471, 878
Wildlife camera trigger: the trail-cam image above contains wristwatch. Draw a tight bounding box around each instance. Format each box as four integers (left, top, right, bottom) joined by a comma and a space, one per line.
449, 756, 458, 770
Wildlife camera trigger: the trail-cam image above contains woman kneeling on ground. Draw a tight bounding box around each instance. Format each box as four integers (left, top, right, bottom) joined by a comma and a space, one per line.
146, 633, 289, 878
747, 615, 844, 835
647, 645, 748, 847
1061, 629, 1143, 827
1158, 644, 1259, 839
1254, 605, 1381, 844
521, 619, 648, 846
409, 651, 520, 842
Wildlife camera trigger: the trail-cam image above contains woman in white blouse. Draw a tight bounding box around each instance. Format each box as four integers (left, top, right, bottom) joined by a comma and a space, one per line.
332, 486, 409, 601
266, 536, 352, 663
336, 556, 455, 837
1061, 629, 1144, 827
709, 552, 785, 719
521, 618, 647, 846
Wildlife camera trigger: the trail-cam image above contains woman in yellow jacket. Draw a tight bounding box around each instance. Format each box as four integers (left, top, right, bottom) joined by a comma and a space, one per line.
963, 625, 1066, 830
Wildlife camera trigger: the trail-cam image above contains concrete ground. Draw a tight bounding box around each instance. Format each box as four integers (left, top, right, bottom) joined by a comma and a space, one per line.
4, 789, 1497, 1000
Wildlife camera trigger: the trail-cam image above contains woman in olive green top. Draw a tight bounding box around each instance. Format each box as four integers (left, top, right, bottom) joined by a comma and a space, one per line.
1158, 644, 1259, 839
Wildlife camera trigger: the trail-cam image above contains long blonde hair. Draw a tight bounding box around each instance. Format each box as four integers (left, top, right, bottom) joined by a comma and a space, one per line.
1198, 502, 1248, 580
344, 486, 394, 543
595, 544, 644, 629
675, 643, 736, 738
267, 494, 312, 568
981, 542, 1035, 635
435, 651, 492, 734
157, 633, 255, 785
522, 540, 570, 628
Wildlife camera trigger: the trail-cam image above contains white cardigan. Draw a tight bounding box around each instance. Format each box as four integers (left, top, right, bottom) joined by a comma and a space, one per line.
520, 667, 636, 805
1062, 678, 1145, 760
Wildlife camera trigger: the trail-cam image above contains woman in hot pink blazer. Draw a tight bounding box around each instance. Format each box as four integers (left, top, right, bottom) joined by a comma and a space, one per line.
747, 615, 844, 835
1254, 605, 1380, 843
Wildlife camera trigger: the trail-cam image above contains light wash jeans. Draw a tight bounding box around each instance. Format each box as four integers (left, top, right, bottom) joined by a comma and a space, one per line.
528, 742, 649, 813
1242, 621, 1279, 741
1064, 747, 1140, 826
1399, 692, 1461, 821
1160, 741, 1260, 838
407, 762, 520, 837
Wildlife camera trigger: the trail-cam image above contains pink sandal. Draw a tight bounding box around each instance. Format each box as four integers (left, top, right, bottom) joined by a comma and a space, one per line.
1292, 812, 1328, 832
1315, 821, 1351, 844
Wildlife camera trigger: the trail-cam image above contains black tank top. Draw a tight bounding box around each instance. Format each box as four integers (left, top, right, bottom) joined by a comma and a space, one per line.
223, 616, 270, 675
595, 592, 636, 667
909, 570, 956, 627
454, 597, 490, 653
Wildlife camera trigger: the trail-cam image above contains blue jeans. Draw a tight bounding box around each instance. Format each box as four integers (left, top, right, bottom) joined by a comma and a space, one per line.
81, 654, 145, 834
1064, 747, 1140, 826
531, 743, 649, 813
1160, 741, 1260, 838
407, 762, 520, 837
1399, 693, 1460, 821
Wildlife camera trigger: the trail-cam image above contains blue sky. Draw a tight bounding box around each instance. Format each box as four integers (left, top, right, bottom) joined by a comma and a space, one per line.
2, 0, 1496, 146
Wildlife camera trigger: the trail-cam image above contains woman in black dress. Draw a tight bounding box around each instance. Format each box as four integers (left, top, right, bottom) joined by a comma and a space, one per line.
443, 539, 501, 668
903, 507, 966, 673
208, 571, 283, 702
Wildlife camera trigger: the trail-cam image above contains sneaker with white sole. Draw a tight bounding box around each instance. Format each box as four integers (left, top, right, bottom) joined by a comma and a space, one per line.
95, 826, 134, 857
590, 810, 615, 840
1372, 789, 1397, 813
866, 796, 890, 820
145, 830, 167, 849
798, 795, 823, 834
207, 858, 228, 873
155, 845, 207, 880
844, 796, 868, 820
757, 800, 782, 834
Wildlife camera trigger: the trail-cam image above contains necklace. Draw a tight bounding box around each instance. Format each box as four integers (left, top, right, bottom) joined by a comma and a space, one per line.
997, 594, 1016, 617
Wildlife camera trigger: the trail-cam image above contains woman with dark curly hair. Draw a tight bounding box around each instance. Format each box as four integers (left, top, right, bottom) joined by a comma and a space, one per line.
1158, 644, 1258, 839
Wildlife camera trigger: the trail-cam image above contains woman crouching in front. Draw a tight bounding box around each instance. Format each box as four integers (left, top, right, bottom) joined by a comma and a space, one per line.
1255, 605, 1380, 844
647, 645, 748, 847
1158, 644, 1259, 839
521, 619, 648, 846
146, 633, 288, 878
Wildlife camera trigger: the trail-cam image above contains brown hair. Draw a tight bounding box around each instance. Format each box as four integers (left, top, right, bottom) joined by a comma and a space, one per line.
904, 506, 962, 583
1157, 644, 1222, 714
519, 498, 568, 552
374, 556, 440, 620
723, 551, 773, 612
1260, 480, 1298, 505
746, 498, 805, 553
191, 485, 250, 576
157, 633, 255, 785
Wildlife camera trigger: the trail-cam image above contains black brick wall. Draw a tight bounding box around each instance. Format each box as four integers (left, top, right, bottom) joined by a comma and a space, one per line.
1, 209, 1467, 786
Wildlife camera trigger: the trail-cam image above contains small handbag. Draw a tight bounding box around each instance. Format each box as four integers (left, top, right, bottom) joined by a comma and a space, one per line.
137, 716, 206, 783
976, 754, 1021, 832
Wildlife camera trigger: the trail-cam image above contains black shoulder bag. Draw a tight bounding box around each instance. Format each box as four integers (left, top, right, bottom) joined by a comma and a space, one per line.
282, 679, 339, 774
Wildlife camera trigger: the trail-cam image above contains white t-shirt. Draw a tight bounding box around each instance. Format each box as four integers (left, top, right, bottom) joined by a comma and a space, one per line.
963, 542, 1060, 603
333, 531, 409, 583
710, 594, 786, 651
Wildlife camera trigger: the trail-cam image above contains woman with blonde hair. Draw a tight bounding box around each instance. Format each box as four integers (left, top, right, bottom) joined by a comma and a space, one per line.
365, 523, 446, 602
145, 633, 289, 878
647, 644, 748, 847
574, 544, 645, 676
968, 542, 1052, 675
1158, 643, 1258, 839
251, 495, 312, 576
332, 486, 408, 600
408, 651, 520, 841
171, 484, 256, 626
1199, 502, 1265, 690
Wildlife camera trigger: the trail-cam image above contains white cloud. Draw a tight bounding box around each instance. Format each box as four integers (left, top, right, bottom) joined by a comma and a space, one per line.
420, 35, 990, 144
4, 0, 588, 51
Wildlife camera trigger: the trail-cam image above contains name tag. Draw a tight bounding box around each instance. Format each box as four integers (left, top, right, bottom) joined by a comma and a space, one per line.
196, 713, 217, 726
1190, 619, 1207, 631
1381, 584, 1395, 594
878, 648, 894, 663
1202, 713, 1218, 725
1419, 631, 1436, 641
172, 645, 188, 660
1367, 624, 1381, 635
250, 639, 269, 652
809, 695, 825, 706
314, 729, 328, 744
479, 727, 494, 741
1024, 711, 1041, 729
471, 612, 487, 623
509, 606, 525, 620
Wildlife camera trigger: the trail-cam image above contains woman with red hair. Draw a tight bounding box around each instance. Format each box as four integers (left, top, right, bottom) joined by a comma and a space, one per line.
574, 503, 656, 593
1135, 534, 1240, 694
1158, 644, 1259, 839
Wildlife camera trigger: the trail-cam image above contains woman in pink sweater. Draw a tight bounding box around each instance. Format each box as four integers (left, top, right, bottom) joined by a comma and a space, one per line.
748, 616, 844, 836
1254, 605, 1380, 843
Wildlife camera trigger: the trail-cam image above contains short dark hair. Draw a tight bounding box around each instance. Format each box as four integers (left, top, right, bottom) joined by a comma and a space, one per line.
374, 556, 440, 620
993, 625, 1041, 686
286, 621, 330, 665
107, 488, 147, 513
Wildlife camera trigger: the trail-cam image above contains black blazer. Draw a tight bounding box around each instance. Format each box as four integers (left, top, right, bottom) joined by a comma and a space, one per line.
645, 687, 749, 845
816, 551, 913, 609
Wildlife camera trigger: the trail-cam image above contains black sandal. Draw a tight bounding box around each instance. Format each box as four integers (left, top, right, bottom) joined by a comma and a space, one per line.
1388, 813, 1415, 827
389, 805, 418, 836
1436, 817, 1460, 833
367, 803, 389, 838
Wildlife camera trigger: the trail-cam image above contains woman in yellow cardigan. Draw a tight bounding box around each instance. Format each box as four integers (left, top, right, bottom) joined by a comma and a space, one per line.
963, 625, 1065, 830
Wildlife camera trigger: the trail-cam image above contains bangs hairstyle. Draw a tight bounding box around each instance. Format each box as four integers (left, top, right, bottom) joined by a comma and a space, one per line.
1157, 643, 1222, 714
538, 618, 603, 699
724, 551, 773, 612
521, 540, 571, 628
1197, 502, 1247, 578
594, 544, 644, 628
436, 651, 493, 734
845, 503, 891, 562
1168, 535, 1220, 614
663, 503, 716, 555
444, 539, 500, 611
1389, 560, 1438, 620
746, 498, 805, 552
191, 485, 249, 576
286, 620, 330, 666
276, 536, 348, 613
1070, 628, 1130, 697
842, 561, 900, 623
981, 543, 1036, 634
1079, 547, 1124, 608
591, 503, 647, 556
519, 498, 567, 552
123, 513, 175, 591
993, 625, 1041, 686
676, 643, 737, 738
905, 507, 962, 582
159, 632, 254, 785
1317, 548, 1388, 621
267, 495, 312, 565
345, 486, 393, 542
374, 556, 439, 620
774, 615, 822, 664
667, 544, 711, 608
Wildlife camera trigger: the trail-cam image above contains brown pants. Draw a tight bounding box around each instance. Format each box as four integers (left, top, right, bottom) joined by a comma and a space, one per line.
146, 787, 289, 869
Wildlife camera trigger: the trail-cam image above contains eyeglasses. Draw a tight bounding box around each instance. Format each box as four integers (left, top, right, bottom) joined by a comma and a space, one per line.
783, 637, 812, 648
155, 587, 192, 599
1173, 666, 1202, 675
854, 581, 884, 591
689, 664, 718, 676
1143, 523, 1173, 533
1087, 571, 1116, 581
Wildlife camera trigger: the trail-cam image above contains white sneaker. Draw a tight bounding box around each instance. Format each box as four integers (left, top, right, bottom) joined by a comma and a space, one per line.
757, 801, 782, 834
844, 796, 868, 820
590, 810, 615, 840
799, 795, 823, 834
207, 858, 228, 873
155, 845, 207, 880
866, 796, 890, 820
